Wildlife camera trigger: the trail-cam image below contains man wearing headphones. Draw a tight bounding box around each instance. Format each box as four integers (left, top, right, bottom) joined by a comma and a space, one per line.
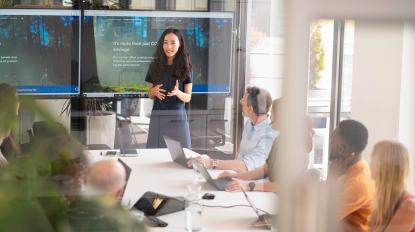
189, 86, 277, 174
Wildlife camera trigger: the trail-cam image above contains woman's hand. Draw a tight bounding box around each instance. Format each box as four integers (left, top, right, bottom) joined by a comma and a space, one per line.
167, 80, 182, 97
151, 84, 166, 100
187, 155, 213, 169
218, 171, 237, 179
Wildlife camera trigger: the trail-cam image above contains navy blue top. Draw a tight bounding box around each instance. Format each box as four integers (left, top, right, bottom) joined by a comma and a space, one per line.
145, 65, 192, 110
145, 65, 193, 148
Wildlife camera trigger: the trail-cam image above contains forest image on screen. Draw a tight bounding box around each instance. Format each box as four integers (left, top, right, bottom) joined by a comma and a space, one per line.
0, 13, 79, 95
83, 13, 232, 95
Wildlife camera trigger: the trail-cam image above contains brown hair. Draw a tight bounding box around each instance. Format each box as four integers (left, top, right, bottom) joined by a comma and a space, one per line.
246, 86, 272, 116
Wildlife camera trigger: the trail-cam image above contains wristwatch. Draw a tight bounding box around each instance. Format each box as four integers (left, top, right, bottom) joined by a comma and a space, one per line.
212, 159, 218, 169
248, 182, 256, 191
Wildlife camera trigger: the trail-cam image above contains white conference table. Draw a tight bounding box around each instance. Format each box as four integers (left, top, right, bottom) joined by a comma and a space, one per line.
85, 148, 278, 232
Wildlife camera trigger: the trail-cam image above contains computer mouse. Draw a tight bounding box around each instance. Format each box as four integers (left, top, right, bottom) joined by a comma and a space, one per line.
202, 193, 215, 200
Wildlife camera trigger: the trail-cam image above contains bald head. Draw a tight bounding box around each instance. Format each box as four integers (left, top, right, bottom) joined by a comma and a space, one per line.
86, 160, 126, 201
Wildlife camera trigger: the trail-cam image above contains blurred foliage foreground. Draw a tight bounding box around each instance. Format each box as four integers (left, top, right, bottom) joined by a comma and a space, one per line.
0, 97, 145, 232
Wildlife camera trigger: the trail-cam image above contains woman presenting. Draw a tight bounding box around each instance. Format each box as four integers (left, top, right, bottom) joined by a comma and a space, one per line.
145, 28, 193, 148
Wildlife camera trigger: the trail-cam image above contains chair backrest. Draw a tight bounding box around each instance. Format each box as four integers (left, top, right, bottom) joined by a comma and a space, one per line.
32, 121, 68, 140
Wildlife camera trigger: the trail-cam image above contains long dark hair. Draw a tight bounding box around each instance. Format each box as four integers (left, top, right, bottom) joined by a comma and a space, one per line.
148, 28, 192, 82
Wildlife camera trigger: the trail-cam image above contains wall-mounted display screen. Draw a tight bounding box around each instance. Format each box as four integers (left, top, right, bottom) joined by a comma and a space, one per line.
82, 10, 234, 97
0, 9, 80, 97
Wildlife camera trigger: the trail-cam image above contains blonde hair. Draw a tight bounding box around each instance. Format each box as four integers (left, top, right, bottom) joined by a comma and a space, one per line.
369, 140, 409, 231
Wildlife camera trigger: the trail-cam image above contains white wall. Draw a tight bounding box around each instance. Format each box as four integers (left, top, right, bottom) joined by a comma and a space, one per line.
130, 0, 155, 9
247, 0, 284, 99
176, 0, 207, 10
400, 23, 415, 190
351, 20, 415, 190
351, 21, 404, 160
35, 99, 71, 130
17, 99, 70, 144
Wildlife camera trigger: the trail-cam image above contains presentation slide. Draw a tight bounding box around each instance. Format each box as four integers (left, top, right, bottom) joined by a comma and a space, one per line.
0, 9, 80, 96
82, 11, 233, 97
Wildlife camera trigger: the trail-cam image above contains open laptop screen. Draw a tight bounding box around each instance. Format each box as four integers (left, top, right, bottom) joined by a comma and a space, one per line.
163, 135, 191, 168
241, 189, 262, 218
241, 189, 274, 228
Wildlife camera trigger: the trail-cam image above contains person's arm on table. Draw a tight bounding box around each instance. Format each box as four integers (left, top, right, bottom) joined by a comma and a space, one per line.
213, 159, 247, 173
187, 156, 247, 173
218, 164, 268, 180
224, 179, 276, 192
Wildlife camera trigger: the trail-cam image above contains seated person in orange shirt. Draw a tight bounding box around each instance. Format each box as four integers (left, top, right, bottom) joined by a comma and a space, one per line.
328, 119, 375, 231
369, 140, 415, 232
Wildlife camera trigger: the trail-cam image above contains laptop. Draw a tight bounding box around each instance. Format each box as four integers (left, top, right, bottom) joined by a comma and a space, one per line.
118, 158, 132, 198
192, 159, 231, 190
241, 189, 274, 229
163, 135, 192, 168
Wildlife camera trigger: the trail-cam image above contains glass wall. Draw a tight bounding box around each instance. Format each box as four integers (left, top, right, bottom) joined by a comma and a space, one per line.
340, 20, 355, 119
246, 0, 283, 100
7, 0, 415, 231
306, 19, 355, 178
306, 20, 334, 178
0, 0, 241, 157
114, 1, 239, 159
0, 0, 283, 161
0, 2, 283, 231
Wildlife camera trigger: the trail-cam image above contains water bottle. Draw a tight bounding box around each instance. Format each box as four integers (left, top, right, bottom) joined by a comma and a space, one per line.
185, 178, 203, 231
184, 200, 203, 231
187, 178, 202, 201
